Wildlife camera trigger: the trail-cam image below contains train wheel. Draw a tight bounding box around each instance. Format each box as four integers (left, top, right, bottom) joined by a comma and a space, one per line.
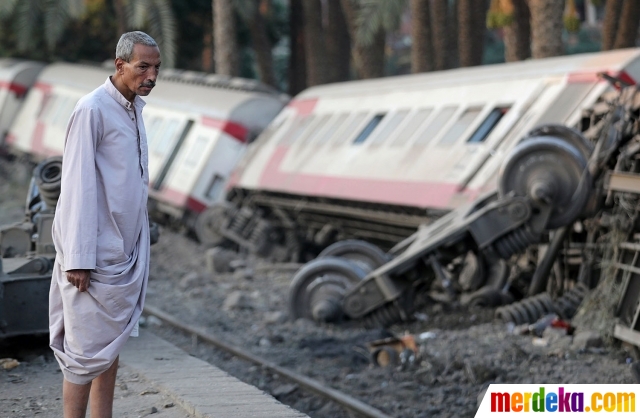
288, 257, 367, 322
194, 204, 228, 247
318, 240, 390, 272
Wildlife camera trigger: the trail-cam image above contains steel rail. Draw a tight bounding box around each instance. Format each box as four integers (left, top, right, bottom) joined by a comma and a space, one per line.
143, 304, 394, 418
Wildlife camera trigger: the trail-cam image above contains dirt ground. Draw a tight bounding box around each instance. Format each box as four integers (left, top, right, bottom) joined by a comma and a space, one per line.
1, 158, 638, 418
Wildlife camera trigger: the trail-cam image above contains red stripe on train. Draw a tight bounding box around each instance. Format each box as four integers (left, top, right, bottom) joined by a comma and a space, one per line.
258, 146, 478, 210
0, 81, 28, 97
288, 98, 317, 116
201, 116, 249, 143
152, 187, 208, 214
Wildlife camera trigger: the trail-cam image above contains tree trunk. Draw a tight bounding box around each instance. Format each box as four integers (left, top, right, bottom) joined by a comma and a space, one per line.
302, 0, 329, 86
432, 0, 451, 70
340, 0, 385, 79
613, 0, 640, 49
249, 2, 276, 87
602, 0, 622, 51
458, 0, 487, 67
529, 0, 565, 59
503, 0, 531, 62
410, 0, 433, 73
113, 0, 127, 36
326, 0, 351, 82
288, 0, 307, 95
213, 0, 238, 76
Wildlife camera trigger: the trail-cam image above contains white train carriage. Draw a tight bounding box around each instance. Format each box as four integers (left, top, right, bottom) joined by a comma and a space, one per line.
210, 49, 640, 259
7, 62, 288, 224
0, 59, 45, 146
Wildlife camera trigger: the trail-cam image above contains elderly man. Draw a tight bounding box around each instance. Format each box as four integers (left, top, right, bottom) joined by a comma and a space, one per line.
49, 31, 160, 418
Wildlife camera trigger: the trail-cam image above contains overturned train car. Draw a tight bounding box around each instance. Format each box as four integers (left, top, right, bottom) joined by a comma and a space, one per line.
6, 62, 288, 229
288, 80, 640, 330
198, 49, 640, 263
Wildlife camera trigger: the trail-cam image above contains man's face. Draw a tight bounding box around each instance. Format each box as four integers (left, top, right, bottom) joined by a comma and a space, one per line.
117, 44, 161, 97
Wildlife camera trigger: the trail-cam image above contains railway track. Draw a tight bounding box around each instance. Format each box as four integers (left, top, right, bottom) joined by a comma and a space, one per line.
143, 304, 394, 418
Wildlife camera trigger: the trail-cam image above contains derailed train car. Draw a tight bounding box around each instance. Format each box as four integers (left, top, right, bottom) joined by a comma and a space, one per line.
287, 79, 640, 332
0, 59, 44, 145
6, 62, 288, 228
198, 49, 640, 263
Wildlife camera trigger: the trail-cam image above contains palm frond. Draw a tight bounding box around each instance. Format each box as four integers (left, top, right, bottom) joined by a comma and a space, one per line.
149, 0, 176, 68
43, 0, 70, 51
15, 0, 41, 52
66, 0, 85, 18
0, 0, 19, 19
356, 0, 406, 46
129, 0, 149, 28
232, 0, 257, 23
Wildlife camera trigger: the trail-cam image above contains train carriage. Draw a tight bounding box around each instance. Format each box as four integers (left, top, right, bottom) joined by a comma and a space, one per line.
0, 59, 45, 146
208, 49, 640, 260
6, 62, 288, 225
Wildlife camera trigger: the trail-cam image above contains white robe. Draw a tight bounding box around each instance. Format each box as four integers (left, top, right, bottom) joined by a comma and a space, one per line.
49, 77, 150, 385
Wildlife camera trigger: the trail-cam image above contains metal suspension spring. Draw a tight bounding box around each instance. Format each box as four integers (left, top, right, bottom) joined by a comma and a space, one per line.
495, 293, 556, 325
229, 207, 253, 235
553, 283, 589, 319
492, 225, 539, 260
248, 219, 271, 255
361, 303, 403, 329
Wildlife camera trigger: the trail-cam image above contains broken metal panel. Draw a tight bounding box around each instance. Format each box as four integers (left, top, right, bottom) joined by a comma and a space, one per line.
0, 271, 51, 338
605, 171, 640, 194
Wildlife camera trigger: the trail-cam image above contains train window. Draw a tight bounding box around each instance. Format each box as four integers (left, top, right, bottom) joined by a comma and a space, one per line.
414, 106, 457, 145
38, 94, 57, 121
467, 107, 510, 143
391, 108, 432, 146
333, 112, 367, 144
153, 119, 180, 155
278, 115, 314, 145
145, 116, 163, 148
316, 113, 348, 144
51, 96, 71, 126
370, 110, 409, 144
184, 135, 208, 166
298, 114, 330, 144
352, 113, 386, 144
205, 174, 225, 199
438, 107, 483, 145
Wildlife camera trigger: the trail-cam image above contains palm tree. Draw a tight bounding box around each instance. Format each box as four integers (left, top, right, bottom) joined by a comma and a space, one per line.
213, 0, 238, 76
503, 0, 531, 62
288, 0, 307, 95
341, 0, 387, 79
0, 0, 177, 67
432, 0, 453, 70
601, 0, 622, 50
325, 0, 350, 83
302, 0, 329, 86
410, 0, 433, 73
613, 0, 640, 49
458, 0, 488, 67
529, 0, 565, 59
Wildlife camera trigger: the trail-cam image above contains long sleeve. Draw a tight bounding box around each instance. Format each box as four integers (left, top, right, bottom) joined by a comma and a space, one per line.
57, 106, 102, 271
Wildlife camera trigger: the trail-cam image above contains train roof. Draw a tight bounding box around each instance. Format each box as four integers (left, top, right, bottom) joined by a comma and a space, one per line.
36, 62, 288, 120
0, 59, 45, 80
297, 48, 640, 99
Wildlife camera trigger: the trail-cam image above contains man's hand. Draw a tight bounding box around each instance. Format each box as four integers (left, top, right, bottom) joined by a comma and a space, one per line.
66, 269, 91, 292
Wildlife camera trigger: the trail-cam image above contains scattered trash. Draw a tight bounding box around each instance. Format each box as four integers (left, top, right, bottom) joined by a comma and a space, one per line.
139, 389, 159, 396
271, 383, 298, 397
367, 334, 418, 368
0, 358, 20, 370
163, 402, 175, 408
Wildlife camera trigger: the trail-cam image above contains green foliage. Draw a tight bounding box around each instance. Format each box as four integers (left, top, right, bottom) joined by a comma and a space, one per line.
564, 15, 581, 33
356, 0, 407, 46
486, 11, 513, 29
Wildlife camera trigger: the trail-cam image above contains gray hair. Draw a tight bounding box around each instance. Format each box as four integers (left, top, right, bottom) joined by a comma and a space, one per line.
115, 31, 158, 62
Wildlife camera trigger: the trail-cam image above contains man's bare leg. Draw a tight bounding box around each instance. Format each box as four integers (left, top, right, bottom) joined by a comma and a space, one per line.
89, 356, 119, 418
63, 379, 91, 418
